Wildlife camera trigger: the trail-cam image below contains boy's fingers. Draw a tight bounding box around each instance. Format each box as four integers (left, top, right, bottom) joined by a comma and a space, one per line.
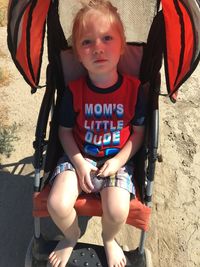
91, 165, 98, 171
98, 163, 109, 177
79, 176, 92, 193
80, 177, 94, 193
82, 183, 92, 193
85, 174, 94, 191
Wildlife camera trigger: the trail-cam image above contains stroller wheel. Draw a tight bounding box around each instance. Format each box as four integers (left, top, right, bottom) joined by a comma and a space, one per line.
144, 248, 153, 267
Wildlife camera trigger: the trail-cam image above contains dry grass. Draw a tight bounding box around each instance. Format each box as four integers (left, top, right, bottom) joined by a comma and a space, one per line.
0, 122, 19, 158
0, 103, 19, 158
0, 0, 8, 27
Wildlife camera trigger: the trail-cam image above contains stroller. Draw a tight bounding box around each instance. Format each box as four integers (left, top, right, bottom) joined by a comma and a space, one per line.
7, 0, 200, 266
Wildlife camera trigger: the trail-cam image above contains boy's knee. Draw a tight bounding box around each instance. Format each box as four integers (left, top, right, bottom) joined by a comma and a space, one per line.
47, 194, 73, 219
104, 205, 129, 225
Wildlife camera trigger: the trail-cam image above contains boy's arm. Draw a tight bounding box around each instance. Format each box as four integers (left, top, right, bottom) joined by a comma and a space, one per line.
98, 125, 145, 177
115, 125, 145, 166
59, 126, 85, 168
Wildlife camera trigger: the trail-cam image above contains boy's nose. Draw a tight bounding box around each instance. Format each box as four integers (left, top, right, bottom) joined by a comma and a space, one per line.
93, 40, 104, 55
93, 48, 104, 55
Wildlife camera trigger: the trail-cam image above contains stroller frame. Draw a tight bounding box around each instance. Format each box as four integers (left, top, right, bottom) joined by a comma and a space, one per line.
26, 2, 162, 266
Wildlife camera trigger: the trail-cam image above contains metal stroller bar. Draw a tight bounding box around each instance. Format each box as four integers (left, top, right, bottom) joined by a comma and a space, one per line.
33, 64, 55, 190
139, 106, 159, 254
33, 64, 56, 241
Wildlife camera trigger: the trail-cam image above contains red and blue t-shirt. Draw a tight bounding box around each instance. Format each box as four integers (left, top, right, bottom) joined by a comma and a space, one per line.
59, 74, 146, 158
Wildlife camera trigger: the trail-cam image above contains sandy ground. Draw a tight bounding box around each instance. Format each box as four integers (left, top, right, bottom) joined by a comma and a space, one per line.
0, 21, 200, 267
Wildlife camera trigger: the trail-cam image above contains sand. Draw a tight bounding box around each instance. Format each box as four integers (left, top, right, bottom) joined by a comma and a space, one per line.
0, 23, 200, 267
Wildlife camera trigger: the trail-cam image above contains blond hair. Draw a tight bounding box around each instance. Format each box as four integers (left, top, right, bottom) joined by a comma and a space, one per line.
72, 0, 126, 54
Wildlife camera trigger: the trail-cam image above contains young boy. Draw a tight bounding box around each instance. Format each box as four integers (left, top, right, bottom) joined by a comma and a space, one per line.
47, 1, 146, 266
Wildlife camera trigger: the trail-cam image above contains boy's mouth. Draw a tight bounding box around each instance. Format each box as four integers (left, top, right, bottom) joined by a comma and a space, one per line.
94, 59, 107, 63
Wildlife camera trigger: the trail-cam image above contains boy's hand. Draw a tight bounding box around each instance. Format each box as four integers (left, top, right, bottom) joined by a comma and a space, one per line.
76, 160, 98, 193
97, 157, 121, 178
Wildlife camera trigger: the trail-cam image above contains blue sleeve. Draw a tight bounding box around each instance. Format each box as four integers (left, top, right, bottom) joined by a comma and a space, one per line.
59, 86, 76, 127
132, 83, 148, 126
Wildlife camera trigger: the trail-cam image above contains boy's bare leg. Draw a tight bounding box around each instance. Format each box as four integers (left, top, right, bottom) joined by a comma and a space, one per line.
100, 187, 130, 267
47, 171, 81, 267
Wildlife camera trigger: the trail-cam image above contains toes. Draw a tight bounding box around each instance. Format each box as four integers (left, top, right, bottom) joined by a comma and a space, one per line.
122, 256, 126, 266
55, 259, 61, 267
52, 258, 61, 267
49, 251, 55, 260
114, 259, 126, 267
49, 253, 61, 267
49, 252, 58, 263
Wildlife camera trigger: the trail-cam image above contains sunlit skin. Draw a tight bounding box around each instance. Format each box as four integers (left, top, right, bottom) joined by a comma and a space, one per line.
76, 10, 123, 88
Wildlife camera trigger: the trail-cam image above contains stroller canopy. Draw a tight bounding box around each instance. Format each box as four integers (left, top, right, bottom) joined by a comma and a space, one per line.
7, 0, 200, 102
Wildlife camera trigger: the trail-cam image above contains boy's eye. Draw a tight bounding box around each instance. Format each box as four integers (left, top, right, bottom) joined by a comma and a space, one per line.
81, 39, 92, 46
103, 35, 113, 41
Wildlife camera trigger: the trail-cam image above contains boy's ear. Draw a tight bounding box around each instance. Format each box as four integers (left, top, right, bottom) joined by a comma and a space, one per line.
120, 40, 126, 55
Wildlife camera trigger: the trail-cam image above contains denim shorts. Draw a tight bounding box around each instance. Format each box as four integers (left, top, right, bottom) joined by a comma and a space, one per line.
49, 154, 135, 196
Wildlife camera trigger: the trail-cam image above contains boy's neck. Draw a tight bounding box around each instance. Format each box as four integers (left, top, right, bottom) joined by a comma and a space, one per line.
89, 71, 118, 88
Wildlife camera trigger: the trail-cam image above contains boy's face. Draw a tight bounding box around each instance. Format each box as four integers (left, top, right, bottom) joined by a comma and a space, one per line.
76, 10, 123, 79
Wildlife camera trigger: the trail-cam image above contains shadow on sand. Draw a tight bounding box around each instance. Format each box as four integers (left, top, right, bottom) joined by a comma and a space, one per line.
0, 156, 34, 267
0, 156, 90, 267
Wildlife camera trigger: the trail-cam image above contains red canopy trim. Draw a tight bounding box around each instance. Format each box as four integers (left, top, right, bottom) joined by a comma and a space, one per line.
16, 3, 33, 87
174, 1, 195, 87
162, 0, 195, 101
7, 0, 51, 91
29, 0, 50, 85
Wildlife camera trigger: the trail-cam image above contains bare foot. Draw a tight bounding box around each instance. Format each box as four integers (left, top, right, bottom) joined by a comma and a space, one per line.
48, 238, 76, 267
103, 238, 126, 267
